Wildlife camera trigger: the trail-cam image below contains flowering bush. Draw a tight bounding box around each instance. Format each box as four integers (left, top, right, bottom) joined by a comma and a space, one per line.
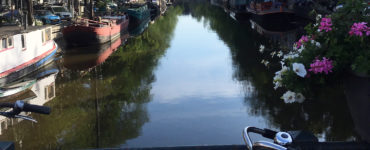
262, 0, 369, 103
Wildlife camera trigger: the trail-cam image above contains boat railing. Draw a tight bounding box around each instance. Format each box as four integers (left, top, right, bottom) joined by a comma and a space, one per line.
74, 18, 110, 27
73, 16, 127, 27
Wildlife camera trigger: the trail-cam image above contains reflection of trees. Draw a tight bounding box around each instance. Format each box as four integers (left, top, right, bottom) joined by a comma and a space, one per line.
180, 0, 357, 141
0, 7, 183, 150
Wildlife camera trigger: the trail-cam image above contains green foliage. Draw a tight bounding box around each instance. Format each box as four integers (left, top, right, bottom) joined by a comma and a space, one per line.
306, 0, 369, 74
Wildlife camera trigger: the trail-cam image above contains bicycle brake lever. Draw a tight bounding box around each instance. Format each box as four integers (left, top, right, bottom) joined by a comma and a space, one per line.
14, 115, 37, 123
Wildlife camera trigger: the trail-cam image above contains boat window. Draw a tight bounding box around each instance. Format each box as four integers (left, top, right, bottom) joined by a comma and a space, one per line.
45, 28, 51, 42
21, 34, 26, 49
1, 38, 6, 49
45, 82, 55, 100
41, 30, 45, 43
1, 121, 5, 131
7, 37, 13, 48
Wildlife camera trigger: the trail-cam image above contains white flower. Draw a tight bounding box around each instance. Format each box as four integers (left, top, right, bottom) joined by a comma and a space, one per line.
281, 91, 305, 104
297, 45, 305, 53
316, 14, 322, 21
277, 51, 283, 57
270, 51, 276, 57
261, 59, 269, 67
295, 93, 305, 103
273, 75, 282, 82
283, 52, 299, 60
292, 63, 307, 77
282, 91, 296, 103
273, 66, 289, 90
275, 66, 289, 76
281, 66, 289, 73
259, 45, 265, 53
313, 23, 318, 27
315, 42, 321, 48
273, 81, 282, 90
273, 73, 282, 90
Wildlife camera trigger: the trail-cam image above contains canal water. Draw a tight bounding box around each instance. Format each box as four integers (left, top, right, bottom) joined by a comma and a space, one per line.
0, 1, 365, 149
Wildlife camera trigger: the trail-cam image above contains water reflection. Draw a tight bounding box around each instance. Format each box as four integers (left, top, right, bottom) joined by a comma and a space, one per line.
0, 63, 58, 149
125, 6, 271, 147
0, 6, 182, 149
63, 33, 129, 70
249, 18, 303, 50
151, 15, 242, 103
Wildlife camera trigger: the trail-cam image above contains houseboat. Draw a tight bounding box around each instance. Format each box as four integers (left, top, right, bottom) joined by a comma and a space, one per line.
0, 26, 58, 87
122, 3, 151, 34
62, 14, 129, 47
63, 33, 129, 70
246, 0, 294, 16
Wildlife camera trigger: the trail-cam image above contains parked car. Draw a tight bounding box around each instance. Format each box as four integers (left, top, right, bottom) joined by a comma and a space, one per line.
34, 10, 61, 25
47, 6, 72, 21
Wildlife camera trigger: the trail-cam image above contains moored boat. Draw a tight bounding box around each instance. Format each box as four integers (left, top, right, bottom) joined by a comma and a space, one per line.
246, 0, 294, 16
0, 26, 58, 87
62, 15, 129, 47
122, 3, 151, 33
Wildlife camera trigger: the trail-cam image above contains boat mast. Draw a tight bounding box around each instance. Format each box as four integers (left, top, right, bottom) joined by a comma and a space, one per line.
89, 0, 94, 19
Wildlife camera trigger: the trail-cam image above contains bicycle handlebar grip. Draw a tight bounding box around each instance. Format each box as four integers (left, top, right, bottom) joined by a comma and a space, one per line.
22, 103, 51, 114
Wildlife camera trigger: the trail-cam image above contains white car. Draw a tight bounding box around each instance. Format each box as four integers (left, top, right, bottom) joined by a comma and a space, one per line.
47, 6, 72, 21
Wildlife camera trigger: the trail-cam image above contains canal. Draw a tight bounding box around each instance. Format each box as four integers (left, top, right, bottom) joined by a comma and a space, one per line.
0, 1, 364, 149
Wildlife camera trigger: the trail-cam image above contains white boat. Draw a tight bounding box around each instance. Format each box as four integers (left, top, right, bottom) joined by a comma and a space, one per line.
0, 26, 58, 87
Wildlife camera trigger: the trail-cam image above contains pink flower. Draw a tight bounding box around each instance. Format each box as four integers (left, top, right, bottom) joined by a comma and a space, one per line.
295, 35, 309, 49
308, 57, 333, 74
349, 22, 369, 37
318, 17, 332, 32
